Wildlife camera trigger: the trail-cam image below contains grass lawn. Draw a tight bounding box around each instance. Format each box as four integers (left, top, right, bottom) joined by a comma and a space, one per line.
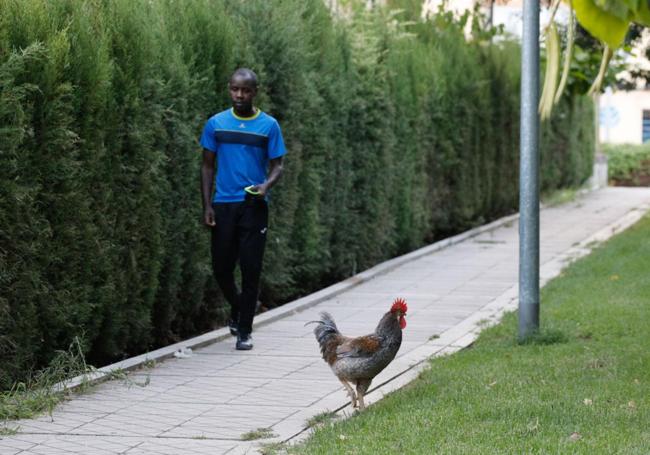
292, 215, 650, 454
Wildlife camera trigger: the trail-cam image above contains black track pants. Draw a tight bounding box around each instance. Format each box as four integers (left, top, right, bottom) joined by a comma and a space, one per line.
211, 198, 268, 336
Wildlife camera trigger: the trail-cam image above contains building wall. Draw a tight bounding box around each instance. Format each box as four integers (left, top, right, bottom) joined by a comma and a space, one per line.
422, 0, 568, 35
423, 0, 475, 15
600, 89, 650, 144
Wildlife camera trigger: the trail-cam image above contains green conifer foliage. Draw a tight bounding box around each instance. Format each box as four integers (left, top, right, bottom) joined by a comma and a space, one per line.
0, 0, 594, 387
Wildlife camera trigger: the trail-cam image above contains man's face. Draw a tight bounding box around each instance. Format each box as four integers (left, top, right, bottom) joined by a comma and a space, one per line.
229, 75, 257, 112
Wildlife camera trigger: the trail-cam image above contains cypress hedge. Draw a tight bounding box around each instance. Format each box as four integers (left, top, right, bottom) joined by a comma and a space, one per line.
0, 0, 594, 387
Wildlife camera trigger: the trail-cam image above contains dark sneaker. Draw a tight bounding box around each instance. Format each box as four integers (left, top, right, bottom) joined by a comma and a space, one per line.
236, 334, 253, 351
228, 320, 238, 337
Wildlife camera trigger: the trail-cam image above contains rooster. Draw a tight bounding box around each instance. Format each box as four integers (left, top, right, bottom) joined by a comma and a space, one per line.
308, 298, 407, 410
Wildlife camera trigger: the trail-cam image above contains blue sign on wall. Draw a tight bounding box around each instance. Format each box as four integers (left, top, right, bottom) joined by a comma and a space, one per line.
599, 106, 620, 128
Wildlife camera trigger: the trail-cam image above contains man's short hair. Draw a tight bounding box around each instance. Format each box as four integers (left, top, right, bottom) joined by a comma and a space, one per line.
230, 68, 258, 88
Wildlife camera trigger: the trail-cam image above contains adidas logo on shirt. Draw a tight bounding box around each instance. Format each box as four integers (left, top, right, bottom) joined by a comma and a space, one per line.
239, 123, 245, 128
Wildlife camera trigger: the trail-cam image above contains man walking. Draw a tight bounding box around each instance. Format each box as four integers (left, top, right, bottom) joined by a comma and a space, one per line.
200, 68, 286, 350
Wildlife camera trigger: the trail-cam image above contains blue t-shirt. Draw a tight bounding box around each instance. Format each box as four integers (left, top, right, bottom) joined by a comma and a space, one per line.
200, 108, 287, 203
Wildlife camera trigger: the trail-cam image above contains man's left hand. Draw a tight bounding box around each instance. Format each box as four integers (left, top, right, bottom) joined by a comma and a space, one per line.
250, 183, 268, 197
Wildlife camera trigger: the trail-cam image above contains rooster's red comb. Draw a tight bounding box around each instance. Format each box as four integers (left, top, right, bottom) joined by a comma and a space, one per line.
390, 297, 408, 313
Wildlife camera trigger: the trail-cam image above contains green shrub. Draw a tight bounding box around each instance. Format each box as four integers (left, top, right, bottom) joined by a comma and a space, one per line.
0, 0, 594, 388
603, 143, 650, 182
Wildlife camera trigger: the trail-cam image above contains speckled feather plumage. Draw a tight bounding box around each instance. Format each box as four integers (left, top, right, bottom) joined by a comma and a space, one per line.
311, 310, 403, 382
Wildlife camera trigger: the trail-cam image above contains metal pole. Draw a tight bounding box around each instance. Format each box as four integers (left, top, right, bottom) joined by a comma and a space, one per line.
518, 0, 540, 339
488, 0, 494, 27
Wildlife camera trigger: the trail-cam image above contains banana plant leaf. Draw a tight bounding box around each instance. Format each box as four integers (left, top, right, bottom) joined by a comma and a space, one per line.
572, 0, 630, 48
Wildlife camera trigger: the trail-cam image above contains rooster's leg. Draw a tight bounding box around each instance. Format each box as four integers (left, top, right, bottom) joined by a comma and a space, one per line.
355, 379, 371, 410
339, 379, 357, 408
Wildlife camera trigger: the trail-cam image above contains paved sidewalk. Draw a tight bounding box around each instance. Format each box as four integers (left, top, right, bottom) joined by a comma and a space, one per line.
2, 187, 650, 455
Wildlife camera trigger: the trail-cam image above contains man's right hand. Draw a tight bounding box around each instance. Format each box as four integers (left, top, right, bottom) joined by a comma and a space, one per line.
204, 206, 216, 227
201, 150, 217, 227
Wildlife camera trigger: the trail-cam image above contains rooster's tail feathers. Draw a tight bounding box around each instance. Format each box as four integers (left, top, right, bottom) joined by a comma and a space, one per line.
306, 312, 341, 363
306, 311, 339, 341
